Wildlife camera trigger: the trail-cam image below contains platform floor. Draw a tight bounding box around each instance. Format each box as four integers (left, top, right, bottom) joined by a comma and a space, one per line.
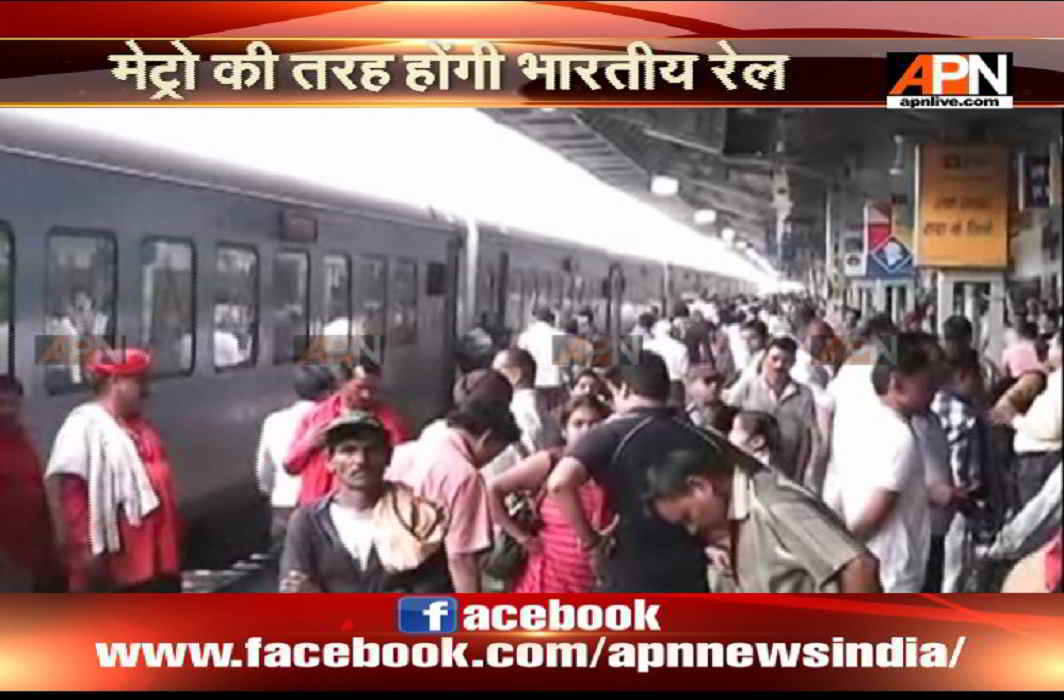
182, 552, 279, 593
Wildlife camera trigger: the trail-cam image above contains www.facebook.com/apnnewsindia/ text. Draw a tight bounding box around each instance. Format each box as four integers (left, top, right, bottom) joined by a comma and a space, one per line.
95, 599, 967, 673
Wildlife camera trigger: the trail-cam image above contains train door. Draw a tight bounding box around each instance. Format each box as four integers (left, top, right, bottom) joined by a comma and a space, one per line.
473, 254, 499, 333
663, 264, 675, 311
881, 280, 914, 326
494, 252, 507, 334
554, 272, 566, 318
444, 236, 462, 396
499, 251, 517, 345
524, 271, 538, 326
607, 264, 625, 347
936, 270, 1006, 359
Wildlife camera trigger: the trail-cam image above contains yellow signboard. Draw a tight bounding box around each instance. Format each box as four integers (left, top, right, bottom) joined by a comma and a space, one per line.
916, 144, 1009, 268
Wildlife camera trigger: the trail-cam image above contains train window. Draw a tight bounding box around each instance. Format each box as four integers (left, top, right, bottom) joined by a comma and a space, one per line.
141, 238, 195, 377
355, 256, 387, 363
573, 276, 585, 306
477, 260, 496, 325
506, 268, 522, 331
599, 277, 611, 333
390, 259, 418, 346
896, 285, 909, 319
322, 253, 352, 356
0, 225, 10, 376
426, 262, 446, 297
530, 270, 541, 310
214, 245, 258, 371
44, 230, 117, 394
273, 250, 310, 364
512, 268, 525, 323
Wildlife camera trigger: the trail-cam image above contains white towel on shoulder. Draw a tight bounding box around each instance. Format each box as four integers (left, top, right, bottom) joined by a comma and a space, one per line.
46, 402, 160, 556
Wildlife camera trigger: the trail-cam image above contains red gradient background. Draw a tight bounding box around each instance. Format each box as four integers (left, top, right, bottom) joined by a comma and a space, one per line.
4, 2, 1064, 39
0, 1, 1062, 104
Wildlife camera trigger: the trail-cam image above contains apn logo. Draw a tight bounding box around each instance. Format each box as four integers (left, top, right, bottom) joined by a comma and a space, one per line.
397, 597, 458, 634
886, 53, 1012, 109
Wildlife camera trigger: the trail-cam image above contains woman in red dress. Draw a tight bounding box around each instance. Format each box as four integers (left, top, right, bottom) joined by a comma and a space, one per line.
487, 395, 613, 593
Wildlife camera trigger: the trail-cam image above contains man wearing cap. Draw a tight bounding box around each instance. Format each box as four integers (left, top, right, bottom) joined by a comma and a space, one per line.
279, 412, 450, 593
285, 360, 411, 506
46, 349, 181, 592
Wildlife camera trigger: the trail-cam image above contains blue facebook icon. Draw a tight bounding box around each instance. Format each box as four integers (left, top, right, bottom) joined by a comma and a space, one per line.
397, 597, 459, 634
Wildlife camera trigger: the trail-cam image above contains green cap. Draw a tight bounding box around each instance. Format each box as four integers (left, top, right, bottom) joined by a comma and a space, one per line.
322, 410, 388, 446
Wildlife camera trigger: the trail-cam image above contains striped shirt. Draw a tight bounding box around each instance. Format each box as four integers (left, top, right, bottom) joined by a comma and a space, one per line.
514, 465, 612, 594
931, 391, 984, 490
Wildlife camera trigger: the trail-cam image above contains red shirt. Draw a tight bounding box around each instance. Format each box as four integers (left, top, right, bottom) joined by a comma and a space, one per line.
59, 416, 181, 591
1047, 533, 1062, 593
0, 425, 60, 585
285, 394, 410, 506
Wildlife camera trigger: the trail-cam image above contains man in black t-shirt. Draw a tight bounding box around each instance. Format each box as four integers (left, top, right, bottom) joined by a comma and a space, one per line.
546, 351, 711, 592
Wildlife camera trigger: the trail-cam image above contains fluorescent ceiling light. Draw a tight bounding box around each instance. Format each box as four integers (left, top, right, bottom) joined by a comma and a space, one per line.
693, 209, 717, 225
651, 175, 679, 197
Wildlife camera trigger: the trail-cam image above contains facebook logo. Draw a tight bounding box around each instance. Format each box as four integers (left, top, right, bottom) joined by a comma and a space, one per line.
397, 597, 458, 634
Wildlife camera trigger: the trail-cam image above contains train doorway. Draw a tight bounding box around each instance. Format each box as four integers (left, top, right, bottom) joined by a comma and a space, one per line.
935, 269, 1007, 360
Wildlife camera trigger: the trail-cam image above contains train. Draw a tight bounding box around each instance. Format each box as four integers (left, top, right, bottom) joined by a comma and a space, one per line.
0, 112, 757, 568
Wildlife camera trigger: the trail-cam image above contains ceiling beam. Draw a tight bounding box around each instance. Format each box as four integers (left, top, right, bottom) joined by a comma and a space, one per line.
682, 197, 769, 229
683, 176, 775, 212
640, 128, 723, 157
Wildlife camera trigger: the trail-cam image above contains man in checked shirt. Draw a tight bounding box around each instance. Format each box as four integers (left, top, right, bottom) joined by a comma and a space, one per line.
930, 347, 993, 592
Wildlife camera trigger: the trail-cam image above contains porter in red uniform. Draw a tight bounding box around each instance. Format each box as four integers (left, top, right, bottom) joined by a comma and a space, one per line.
46, 349, 181, 592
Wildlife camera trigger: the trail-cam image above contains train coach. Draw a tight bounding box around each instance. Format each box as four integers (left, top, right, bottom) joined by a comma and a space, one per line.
0, 113, 755, 569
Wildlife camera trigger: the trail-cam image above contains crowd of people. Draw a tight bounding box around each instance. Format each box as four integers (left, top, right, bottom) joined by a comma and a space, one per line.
1, 290, 1060, 594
